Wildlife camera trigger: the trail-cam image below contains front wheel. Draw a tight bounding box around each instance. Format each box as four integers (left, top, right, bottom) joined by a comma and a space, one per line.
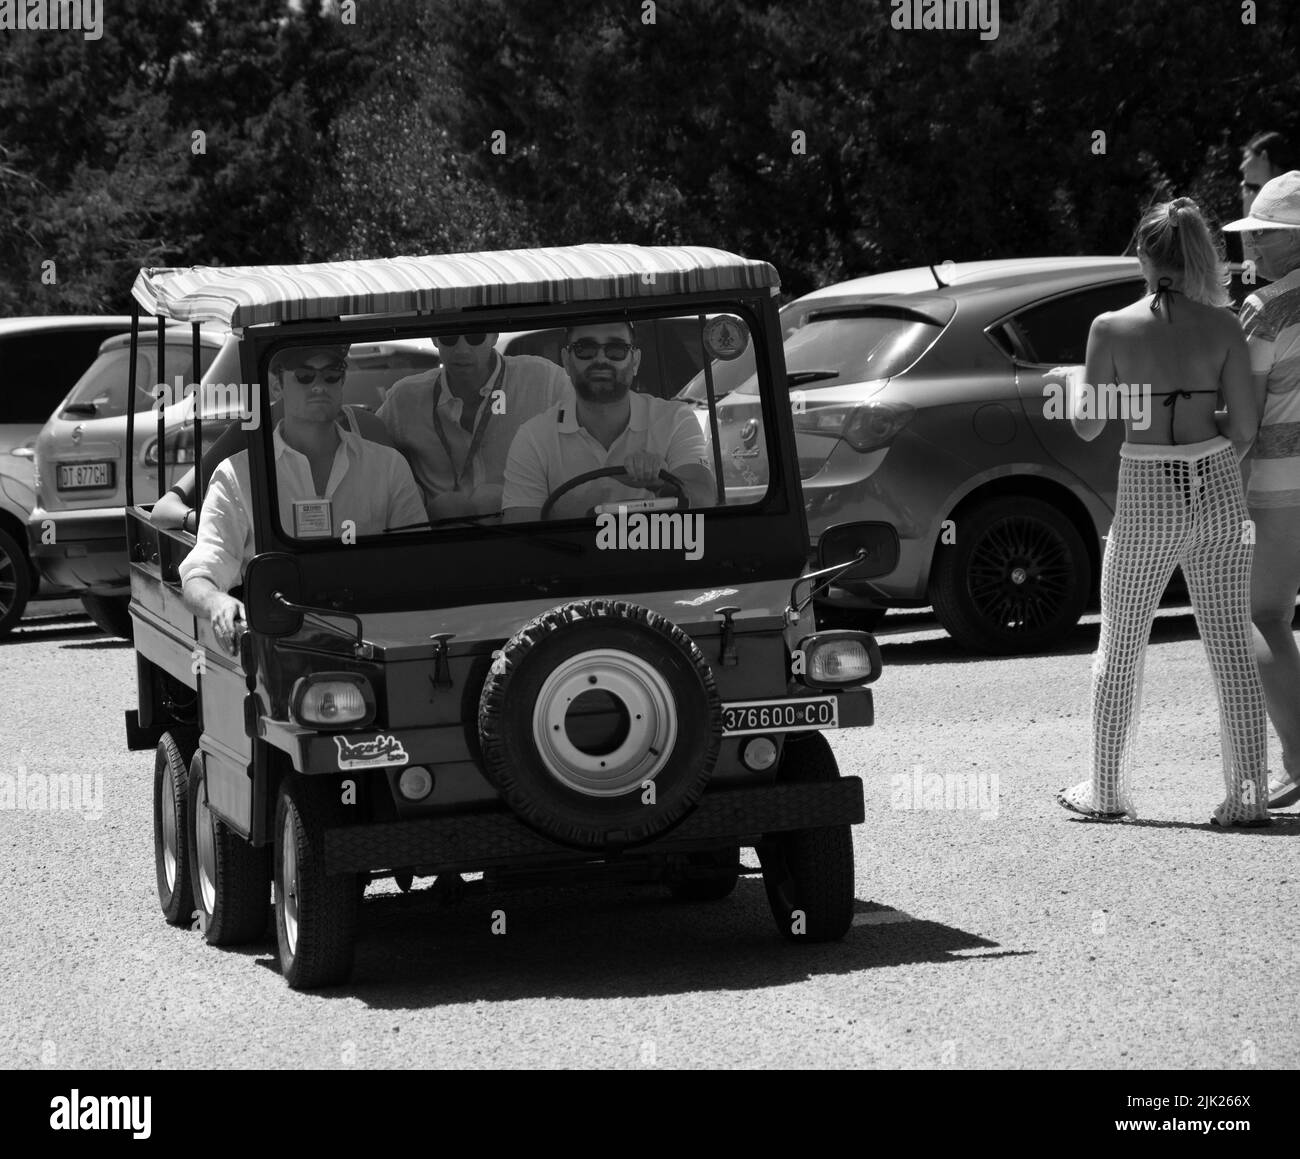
153, 731, 196, 925
929, 496, 1090, 655
0, 526, 33, 637
759, 732, 854, 942
274, 776, 359, 989
667, 847, 740, 902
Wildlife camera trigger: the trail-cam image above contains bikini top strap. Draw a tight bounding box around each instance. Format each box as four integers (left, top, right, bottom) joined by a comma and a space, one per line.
1150, 276, 1176, 322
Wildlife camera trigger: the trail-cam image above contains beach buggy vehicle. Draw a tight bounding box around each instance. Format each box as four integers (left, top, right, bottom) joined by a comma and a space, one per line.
122, 244, 896, 989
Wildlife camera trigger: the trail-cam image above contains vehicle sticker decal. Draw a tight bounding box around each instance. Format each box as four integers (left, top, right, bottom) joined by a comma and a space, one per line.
673, 587, 739, 607
702, 315, 749, 360
334, 734, 410, 769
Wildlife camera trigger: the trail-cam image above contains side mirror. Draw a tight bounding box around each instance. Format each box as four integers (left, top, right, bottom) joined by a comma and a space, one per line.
243, 552, 304, 637
818, 521, 900, 579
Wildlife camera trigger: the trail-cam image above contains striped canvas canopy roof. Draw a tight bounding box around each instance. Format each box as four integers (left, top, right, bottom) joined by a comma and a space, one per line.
131, 244, 780, 327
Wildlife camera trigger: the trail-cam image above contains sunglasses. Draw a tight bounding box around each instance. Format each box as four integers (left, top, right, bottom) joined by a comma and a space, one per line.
437, 333, 488, 347
568, 339, 633, 362
286, 365, 346, 385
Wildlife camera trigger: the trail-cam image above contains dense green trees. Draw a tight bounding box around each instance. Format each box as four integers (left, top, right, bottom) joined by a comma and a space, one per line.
2, 0, 1297, 313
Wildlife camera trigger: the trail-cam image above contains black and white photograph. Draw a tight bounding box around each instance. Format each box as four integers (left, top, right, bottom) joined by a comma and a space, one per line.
1, 0, 1297, 1117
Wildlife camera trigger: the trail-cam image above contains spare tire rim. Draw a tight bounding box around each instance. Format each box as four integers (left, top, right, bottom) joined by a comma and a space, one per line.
281, 811, 299, 955
531, 648, 677, 797
196, 787, 217, 915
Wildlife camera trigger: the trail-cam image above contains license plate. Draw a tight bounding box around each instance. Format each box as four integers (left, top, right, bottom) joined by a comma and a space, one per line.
721, 696, 838, 736
57, 461, 114, 490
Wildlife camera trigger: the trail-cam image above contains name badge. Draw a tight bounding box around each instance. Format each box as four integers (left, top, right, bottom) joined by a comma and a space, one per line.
293, 499, 333, 538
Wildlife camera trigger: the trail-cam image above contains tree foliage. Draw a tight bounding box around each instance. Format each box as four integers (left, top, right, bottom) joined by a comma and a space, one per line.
2, 0, 1298, 313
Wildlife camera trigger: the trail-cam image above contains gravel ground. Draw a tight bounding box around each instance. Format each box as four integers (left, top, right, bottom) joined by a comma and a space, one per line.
0, 598, 1295, 1069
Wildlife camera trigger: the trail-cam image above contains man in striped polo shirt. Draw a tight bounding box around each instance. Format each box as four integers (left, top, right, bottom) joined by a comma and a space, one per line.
1223, 171, 1300, 807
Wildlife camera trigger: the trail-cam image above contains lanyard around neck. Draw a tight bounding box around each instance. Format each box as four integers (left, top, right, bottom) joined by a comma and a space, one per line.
430, 359, 500, 491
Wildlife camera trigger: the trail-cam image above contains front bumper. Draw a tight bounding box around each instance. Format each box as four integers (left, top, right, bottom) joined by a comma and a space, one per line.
323, 777, 865, 874
28, 506, 128, 593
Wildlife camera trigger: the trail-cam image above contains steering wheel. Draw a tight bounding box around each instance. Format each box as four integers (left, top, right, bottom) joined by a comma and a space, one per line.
539, 466, 687, 521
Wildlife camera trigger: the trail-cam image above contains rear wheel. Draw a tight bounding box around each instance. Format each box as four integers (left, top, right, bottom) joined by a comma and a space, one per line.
80, 592, 133, 640
153, 731, 196, 926
667, 847, 740, 902
930, 496, 1089, 655
274, 776, 359, 989
188, 752, 270, 946
0, 526, 33, 637
760, 732, 854, 942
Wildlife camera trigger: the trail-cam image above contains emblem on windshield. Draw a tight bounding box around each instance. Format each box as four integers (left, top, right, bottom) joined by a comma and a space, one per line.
334, 733, 410, 769
703, 316, 749, 361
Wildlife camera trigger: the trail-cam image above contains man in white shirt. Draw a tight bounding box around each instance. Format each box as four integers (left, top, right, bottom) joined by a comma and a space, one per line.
179, 344, 427, 653
502, 321, 715, 521
377, 332, 570, 519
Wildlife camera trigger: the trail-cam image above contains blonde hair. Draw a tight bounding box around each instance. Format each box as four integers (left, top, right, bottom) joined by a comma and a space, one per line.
1135, 197, 1229, 308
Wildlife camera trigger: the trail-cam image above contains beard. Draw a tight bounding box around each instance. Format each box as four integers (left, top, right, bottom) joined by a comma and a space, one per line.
572, 372, 630, 402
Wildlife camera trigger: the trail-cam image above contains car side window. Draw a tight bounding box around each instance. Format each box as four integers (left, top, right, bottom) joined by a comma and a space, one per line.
1009, 281, 1145, 365
0, 329, 119, 423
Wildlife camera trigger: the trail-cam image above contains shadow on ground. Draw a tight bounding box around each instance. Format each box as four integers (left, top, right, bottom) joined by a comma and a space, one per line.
231, 878, 1030, 1006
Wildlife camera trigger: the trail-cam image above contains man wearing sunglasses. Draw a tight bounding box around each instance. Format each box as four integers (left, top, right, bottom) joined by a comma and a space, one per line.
501, 321, 714, 521
178, 345, 426, 654
1222, 171, 1300, 810
376, 330, 570, 520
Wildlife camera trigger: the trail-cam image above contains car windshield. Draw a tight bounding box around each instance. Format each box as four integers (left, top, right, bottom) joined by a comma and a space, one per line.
62, 342, 219, 420
259, 306, 775, 543
676, 307, 943, 402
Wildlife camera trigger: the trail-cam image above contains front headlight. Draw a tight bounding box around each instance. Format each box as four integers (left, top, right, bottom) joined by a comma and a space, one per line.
290, 673, 375, 728
797, 631, 882, 687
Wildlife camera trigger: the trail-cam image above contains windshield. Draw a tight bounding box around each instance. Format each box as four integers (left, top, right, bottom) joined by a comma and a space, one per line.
259, 307, 775, 545
677, 306, 942, 402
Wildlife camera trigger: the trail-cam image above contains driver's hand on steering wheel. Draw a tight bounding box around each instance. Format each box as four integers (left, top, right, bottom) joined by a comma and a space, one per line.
623, 451, 665, 490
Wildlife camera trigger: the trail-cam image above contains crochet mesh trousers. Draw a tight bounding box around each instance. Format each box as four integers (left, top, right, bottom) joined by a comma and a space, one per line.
1063, 438, 1269, 822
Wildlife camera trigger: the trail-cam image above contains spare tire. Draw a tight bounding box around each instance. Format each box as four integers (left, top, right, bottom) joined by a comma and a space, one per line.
479, 600, 722, 850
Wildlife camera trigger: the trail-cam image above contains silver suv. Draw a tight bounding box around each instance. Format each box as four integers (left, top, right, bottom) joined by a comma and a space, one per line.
0, 315, 133, 635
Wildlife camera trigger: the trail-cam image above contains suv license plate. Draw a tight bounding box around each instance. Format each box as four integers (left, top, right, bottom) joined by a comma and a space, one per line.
722, 697, 837, 736
57, 461, 114, 490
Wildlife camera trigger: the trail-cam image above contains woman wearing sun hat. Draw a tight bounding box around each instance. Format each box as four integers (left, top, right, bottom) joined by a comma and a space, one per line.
1222, 171, 1300, 810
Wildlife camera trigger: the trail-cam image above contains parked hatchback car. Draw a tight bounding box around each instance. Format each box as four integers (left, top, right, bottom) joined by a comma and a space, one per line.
29, 330, 441, 637
0, 315, 134, 635
678, 257, 1160, 654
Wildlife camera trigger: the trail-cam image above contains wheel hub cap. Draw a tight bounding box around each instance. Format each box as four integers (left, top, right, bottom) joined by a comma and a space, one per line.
281, 812, 299, 954
196, 789, 217, 914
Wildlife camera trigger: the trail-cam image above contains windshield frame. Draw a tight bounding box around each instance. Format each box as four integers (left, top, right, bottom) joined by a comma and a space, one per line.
236, 290, 810, 612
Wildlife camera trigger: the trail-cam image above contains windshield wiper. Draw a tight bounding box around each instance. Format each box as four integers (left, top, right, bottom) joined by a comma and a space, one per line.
787, 369, 840, 387
386, 516, 585, 556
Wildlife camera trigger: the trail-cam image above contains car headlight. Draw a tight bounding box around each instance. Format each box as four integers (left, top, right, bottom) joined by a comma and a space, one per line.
797, 631, 882, 687
290, 673, 375, 728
